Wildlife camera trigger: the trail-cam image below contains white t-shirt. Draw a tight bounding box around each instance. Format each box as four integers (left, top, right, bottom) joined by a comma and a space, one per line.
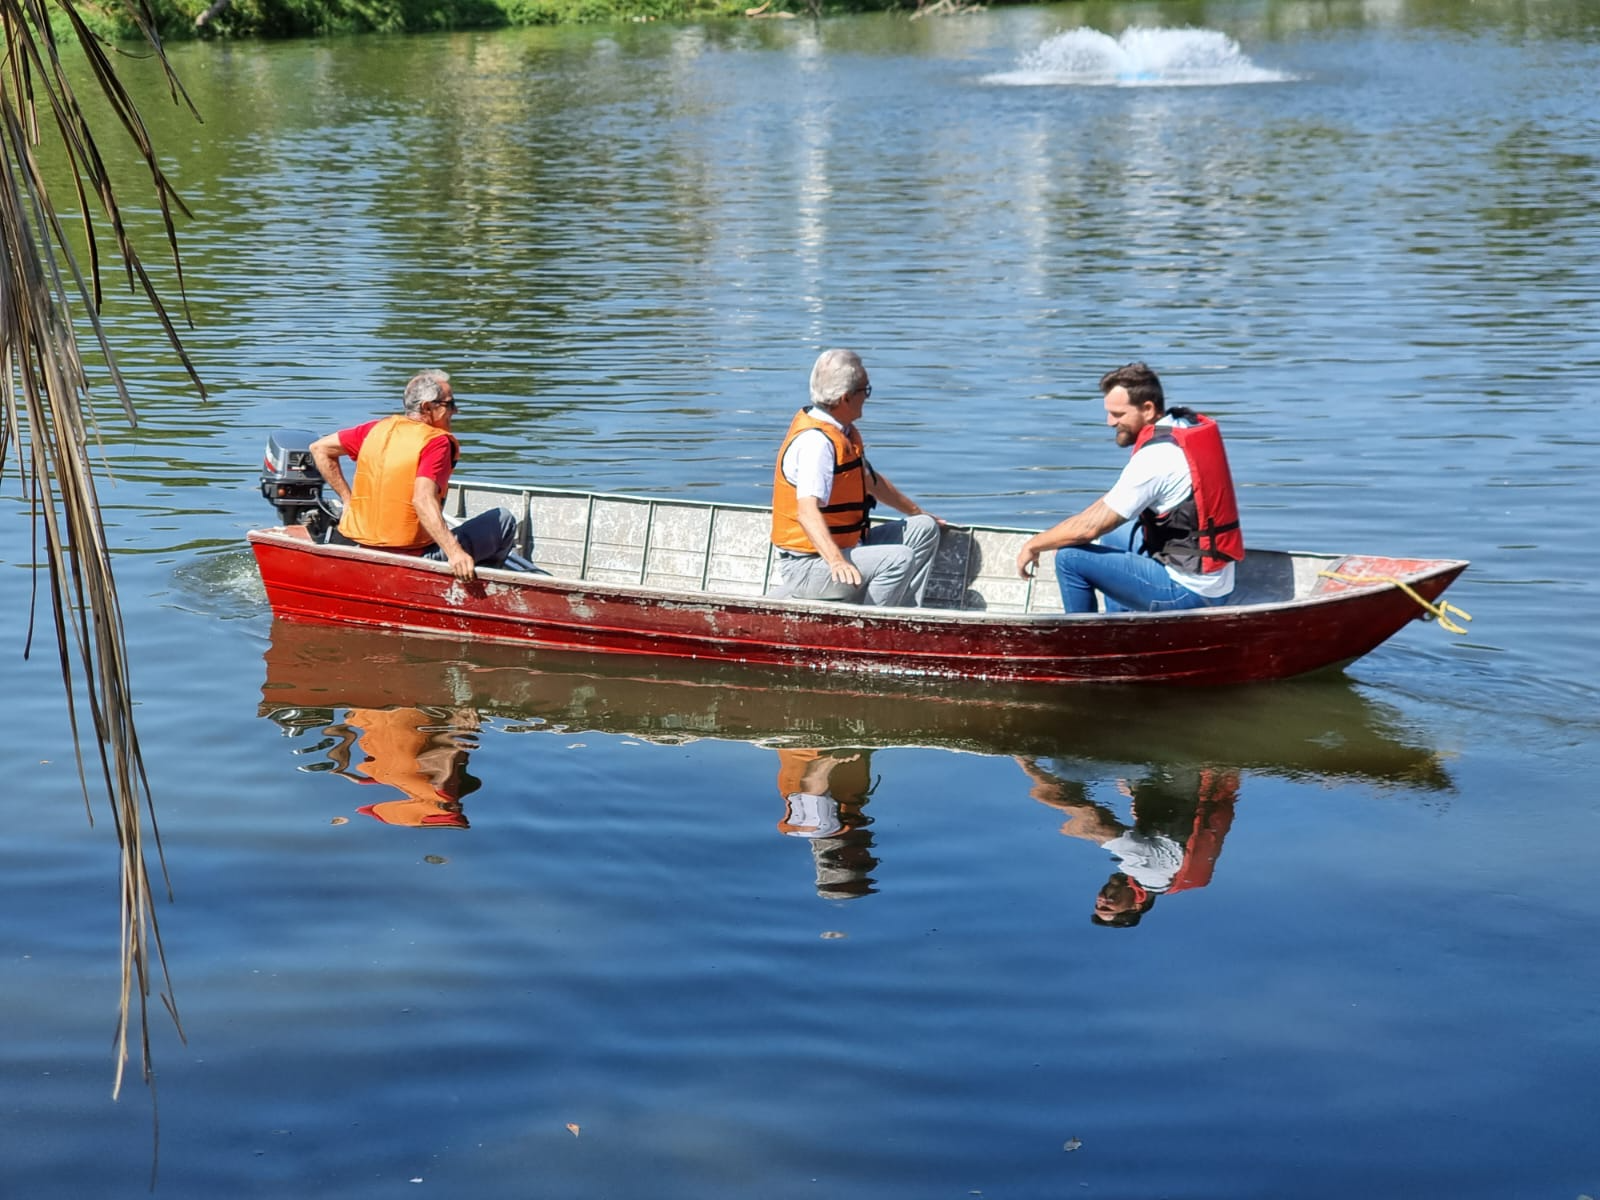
780, 407, 848, 502
1101, 831, 1185, 893
1101, 416, 1235, 598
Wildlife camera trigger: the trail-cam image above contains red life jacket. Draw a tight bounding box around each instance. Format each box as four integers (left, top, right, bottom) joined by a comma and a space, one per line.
1132, 408, 1244, 574
1165, 769, 1240, 895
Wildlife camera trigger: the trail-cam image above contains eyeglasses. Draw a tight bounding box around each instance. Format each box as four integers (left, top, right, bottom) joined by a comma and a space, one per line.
856, 384, 872, 400
434, 399, 458, 413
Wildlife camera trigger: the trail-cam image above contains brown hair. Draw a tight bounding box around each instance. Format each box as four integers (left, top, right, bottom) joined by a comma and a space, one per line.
1099, 362, 1165, 414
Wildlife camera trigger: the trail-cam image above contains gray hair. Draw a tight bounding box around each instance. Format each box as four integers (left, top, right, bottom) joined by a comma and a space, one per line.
402, 370, 452, 414
809, 349, 866, 410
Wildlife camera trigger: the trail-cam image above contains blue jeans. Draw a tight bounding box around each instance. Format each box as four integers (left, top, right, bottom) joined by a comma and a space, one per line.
1053, 522, 1227, 614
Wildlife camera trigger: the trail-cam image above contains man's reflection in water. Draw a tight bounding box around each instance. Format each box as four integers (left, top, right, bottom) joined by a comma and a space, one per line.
775, 748, 879, 900
1015, 756, 1238, 928
326, 707, 483, 829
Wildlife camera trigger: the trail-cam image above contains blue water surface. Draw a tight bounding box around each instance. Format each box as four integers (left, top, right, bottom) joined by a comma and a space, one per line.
2, 4, 1598, 1197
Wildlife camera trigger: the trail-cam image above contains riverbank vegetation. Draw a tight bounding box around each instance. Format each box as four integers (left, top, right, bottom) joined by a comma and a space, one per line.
82, 0, 977, 40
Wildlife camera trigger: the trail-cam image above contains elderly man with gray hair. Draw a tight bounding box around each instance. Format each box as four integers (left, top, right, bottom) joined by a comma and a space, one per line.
310, 370, 518, 582
770, 349, 943, 607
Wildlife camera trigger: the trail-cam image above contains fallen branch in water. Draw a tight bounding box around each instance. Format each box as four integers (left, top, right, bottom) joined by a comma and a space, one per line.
910, 0, 985, 17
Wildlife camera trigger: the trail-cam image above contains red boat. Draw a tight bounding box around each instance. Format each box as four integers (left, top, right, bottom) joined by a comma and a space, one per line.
249, 467, 1468, 686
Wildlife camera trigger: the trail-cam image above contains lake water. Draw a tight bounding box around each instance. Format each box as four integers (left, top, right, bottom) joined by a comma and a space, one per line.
3, 4, 1599, 1196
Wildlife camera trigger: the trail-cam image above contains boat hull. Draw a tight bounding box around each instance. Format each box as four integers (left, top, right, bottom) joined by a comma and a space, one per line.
249, 529, 1466, 686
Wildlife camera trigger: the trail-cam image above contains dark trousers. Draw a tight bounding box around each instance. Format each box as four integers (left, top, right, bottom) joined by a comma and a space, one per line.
332, 507, 519, 567
421, 508, 519, 567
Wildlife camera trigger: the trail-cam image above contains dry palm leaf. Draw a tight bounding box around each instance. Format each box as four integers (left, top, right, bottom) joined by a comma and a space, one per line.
0, 0, 203, 1101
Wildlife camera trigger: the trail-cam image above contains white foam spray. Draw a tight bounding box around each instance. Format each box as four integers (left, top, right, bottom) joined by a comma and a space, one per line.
986, 27, 1294, 88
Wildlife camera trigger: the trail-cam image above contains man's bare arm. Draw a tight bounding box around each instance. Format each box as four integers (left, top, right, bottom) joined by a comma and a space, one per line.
796, 495, 862, 588
309, 433, 354, 506
411, 477, 476, 581
798, 752, 861, 795
1015, 758, 1122, 843
1015, 499, 1126, 578
867, 471, 941, 523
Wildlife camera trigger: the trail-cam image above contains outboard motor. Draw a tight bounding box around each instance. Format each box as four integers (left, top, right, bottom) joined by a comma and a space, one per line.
260, 429, 341, 540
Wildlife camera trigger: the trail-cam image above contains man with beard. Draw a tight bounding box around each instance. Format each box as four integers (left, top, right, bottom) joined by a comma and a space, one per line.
1015, 756, 1239, 929
1015, 362, 1243, 613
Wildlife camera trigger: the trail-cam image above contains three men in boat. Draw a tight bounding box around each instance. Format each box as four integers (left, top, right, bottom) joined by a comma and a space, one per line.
310, 370, 518, 581
1016, 362, 1243, 613
770, 349, 943, 607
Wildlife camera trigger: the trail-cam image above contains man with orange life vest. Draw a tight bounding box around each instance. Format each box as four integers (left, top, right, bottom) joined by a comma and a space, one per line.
337, 706, 481, 830
771, 349, 942, 606
775, 746, 880, 900
309, 370, 517, 582
1015, 362, 1242, 613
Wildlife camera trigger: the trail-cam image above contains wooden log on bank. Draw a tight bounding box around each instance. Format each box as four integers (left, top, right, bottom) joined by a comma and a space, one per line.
196, 0, 233, 28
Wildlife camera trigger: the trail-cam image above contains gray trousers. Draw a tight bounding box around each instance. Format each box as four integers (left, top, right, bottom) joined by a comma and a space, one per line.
776, 515, 941, 607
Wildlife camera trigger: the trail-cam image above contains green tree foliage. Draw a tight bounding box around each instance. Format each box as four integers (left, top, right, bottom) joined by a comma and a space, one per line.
79, 0, 839, 40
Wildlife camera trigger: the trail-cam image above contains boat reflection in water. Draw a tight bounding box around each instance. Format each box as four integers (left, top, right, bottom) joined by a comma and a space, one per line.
259, 620, 1453, 904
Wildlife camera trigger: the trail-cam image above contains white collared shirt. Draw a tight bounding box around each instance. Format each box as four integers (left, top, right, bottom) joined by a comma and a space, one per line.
780, 406, 848, 502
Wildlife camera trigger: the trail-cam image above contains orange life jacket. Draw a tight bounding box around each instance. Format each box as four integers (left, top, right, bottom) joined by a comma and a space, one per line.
775, 747, 872, 802
771, 409, 870, 554
777, 747, 827, 799
347, 707, 473, 828
338, 414, 458, 551
357, 798, 469, 828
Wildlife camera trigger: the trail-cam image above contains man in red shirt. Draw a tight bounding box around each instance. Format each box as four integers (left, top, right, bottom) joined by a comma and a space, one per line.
310, 370, 517, 581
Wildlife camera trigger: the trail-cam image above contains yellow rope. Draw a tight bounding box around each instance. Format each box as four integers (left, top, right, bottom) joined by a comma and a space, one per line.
1317, 571, 1472, 635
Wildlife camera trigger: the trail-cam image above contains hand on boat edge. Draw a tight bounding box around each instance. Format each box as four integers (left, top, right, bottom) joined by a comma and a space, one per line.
445, 545, 477, 581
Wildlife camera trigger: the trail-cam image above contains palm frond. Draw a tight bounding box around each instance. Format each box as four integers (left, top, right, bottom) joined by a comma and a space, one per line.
0, 0, 201, 1099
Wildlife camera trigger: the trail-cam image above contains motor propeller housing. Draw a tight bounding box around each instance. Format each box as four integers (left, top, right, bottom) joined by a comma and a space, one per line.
260, 429, 339, 537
